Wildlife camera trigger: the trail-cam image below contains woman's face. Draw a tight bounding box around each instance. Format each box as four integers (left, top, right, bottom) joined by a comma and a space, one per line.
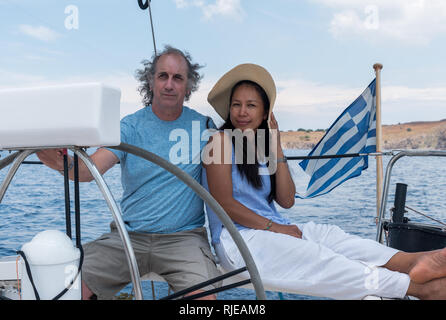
229, 83, 267, 132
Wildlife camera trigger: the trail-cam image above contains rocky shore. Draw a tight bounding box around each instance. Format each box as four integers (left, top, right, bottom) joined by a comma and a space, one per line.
280, 119, 446, 150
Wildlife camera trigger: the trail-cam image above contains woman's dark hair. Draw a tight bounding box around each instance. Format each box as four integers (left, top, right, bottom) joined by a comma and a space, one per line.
219, 80, 276, 202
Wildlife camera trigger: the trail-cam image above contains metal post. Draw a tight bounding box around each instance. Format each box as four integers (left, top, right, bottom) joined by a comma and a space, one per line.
375, 152, 403, 243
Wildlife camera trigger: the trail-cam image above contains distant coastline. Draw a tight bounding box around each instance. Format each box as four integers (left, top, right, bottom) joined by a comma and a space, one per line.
281, 119, 446, 150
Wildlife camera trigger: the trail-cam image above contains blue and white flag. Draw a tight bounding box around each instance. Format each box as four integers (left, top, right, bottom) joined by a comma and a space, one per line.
296, 79, 377, 199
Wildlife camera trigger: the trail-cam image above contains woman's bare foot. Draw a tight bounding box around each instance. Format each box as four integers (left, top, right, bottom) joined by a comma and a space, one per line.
409, 277, 446, 300
409, 248, 446, 284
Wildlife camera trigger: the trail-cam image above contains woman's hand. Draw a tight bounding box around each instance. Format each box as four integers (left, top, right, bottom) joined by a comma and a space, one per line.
267, 112, 296, 208
268, 112, 284, 157
270, 223, 302, 238
268, 112, 279, 131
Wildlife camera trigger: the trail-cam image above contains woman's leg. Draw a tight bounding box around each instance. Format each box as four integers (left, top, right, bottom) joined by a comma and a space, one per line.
406, 277, 446, 299
300, 221, 398, 267
384, 248, 446, 283
220, 228, 410, 300
300, 221, 446, 285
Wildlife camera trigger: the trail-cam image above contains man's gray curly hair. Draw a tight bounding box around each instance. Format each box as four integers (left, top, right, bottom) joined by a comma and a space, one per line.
135, 45, 204, 106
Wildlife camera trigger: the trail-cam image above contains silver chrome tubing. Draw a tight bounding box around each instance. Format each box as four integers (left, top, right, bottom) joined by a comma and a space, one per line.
73, 148, 143, 300
0, 150, 35, 203
0, 152, 20, 172
110, 143, 267, 300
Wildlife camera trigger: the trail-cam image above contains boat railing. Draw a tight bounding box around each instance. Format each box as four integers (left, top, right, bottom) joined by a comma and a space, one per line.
376, 149, 446, 244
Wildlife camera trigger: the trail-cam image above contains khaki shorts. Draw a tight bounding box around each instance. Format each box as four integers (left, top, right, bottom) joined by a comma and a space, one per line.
81, 225, 221, 299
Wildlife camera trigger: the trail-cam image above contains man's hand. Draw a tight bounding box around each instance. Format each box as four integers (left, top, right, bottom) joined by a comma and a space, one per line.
36, 148, 118, 182
36, 149, 66, 171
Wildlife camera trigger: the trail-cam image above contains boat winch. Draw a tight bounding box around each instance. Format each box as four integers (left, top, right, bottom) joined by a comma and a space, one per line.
18, 230, 82, 300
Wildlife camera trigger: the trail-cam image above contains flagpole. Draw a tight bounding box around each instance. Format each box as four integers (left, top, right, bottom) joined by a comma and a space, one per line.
373, 63, 383, 224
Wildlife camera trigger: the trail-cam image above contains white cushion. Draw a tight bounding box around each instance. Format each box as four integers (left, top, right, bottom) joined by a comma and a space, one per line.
0, 83, 121, 149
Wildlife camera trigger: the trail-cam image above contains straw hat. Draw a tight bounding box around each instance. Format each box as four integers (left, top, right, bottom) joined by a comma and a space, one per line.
207, 63, 276, 121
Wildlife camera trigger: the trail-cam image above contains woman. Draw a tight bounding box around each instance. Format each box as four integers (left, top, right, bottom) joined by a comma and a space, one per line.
202, 63, 446, 300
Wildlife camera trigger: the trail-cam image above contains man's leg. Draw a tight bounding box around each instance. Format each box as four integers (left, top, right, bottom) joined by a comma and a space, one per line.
152, 227, 221, 300
81, 230, 150, 300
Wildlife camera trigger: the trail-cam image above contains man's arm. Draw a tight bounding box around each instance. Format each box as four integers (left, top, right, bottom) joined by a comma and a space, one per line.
36, 148, 119, 182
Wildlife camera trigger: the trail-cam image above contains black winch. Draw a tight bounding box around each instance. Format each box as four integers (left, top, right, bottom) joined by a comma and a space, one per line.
384, 183, 446, 252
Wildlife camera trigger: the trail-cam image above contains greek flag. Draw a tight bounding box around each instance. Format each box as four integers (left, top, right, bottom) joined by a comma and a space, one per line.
296, 79, 377, 199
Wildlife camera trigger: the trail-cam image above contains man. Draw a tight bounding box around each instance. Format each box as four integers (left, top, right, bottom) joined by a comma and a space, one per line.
37, 45, 220, 300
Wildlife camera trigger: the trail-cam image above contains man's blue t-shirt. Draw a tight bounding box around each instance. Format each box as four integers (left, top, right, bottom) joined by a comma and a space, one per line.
108, 105, 215, 234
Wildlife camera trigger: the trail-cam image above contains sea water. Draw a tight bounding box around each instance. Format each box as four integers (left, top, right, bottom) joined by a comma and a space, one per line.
1, 149, 445, 300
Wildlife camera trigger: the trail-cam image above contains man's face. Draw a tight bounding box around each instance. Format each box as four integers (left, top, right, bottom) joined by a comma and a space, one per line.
152, 53, 189, 110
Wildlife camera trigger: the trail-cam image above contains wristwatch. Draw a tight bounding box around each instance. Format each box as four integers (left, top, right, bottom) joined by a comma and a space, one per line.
59, 157, 74, 174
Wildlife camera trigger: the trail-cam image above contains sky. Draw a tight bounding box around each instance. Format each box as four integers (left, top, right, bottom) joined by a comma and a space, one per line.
1, 0, 446, 131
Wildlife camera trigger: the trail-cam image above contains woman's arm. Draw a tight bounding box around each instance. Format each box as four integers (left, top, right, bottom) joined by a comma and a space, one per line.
269, 113, 296, 208
204, 132, 271, 230
203, 132, 301, 238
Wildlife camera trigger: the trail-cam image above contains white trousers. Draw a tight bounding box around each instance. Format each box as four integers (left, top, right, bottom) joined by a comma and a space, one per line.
219, 221, 410, 300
